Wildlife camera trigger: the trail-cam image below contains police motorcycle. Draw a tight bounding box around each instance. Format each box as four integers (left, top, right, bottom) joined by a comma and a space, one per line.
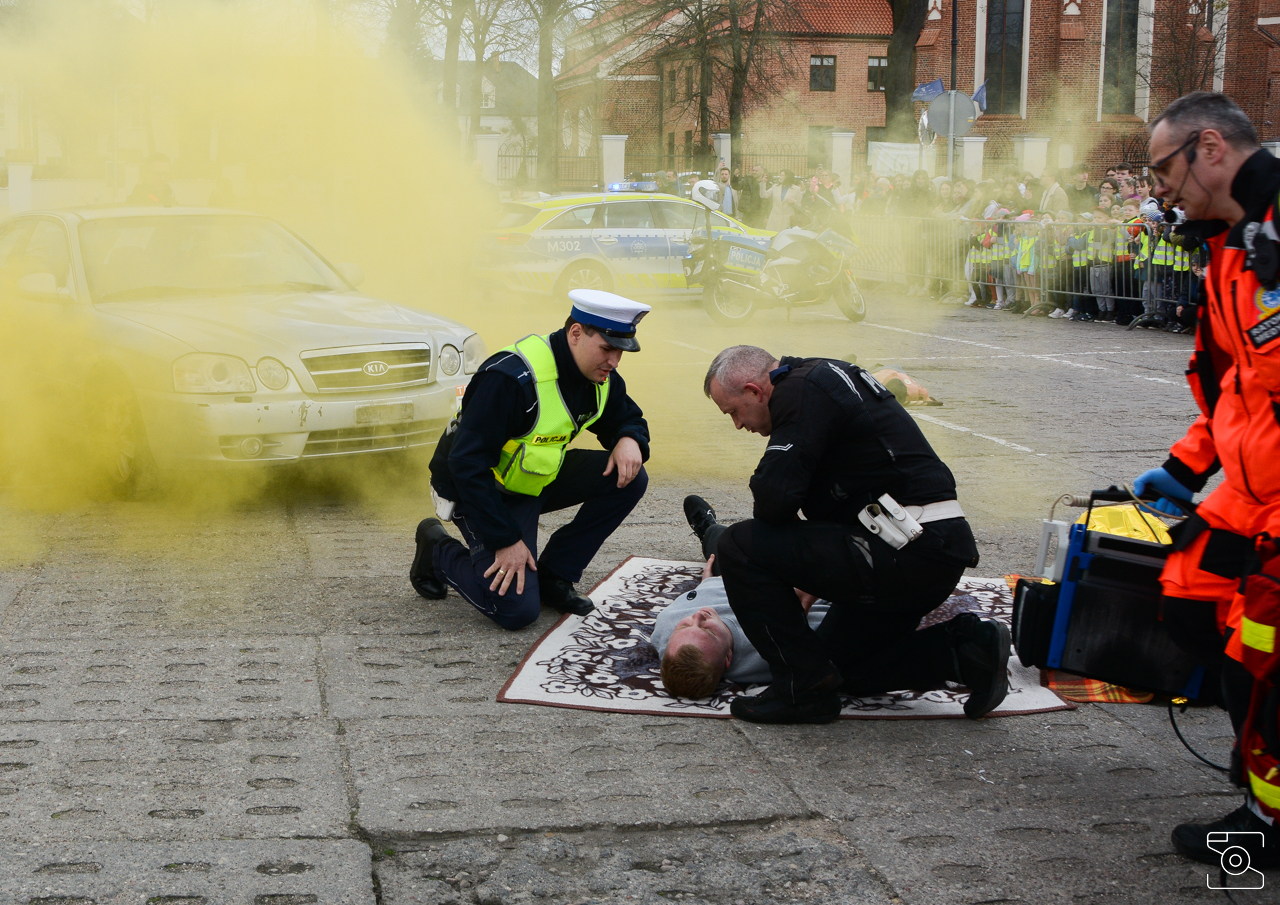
682, 179, 867, 326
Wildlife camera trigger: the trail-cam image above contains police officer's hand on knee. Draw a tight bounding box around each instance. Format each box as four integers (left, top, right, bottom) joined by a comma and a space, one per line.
485, 540, 537, 596
604, 436, 643, 488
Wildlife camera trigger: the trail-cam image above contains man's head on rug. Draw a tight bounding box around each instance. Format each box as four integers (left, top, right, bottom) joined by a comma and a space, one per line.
661, 607, 733, 698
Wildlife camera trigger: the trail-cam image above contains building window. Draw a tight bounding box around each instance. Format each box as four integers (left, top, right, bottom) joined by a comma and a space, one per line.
1103, 0, 1140, 115
984, 0, 1025, 115
666, 131, 675, 169
867, 56, 888, 92
810, 55, 836, 92
480, 78, 496, 109
685, 67, 693, 100
667, 69, 677, 104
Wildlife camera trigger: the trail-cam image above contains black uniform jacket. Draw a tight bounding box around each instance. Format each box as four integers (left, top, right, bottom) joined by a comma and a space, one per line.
752, 356, 978, 566
429, 329, 650, 551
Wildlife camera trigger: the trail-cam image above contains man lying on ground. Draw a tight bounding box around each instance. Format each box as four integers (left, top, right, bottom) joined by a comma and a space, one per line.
652, 496, 1010, 715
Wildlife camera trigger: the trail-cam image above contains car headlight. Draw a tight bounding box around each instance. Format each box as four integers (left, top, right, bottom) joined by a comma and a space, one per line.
462, 333, 487, 374
256, 357, 290, 391
438, 344, 461, 377
173, 353, 256, 394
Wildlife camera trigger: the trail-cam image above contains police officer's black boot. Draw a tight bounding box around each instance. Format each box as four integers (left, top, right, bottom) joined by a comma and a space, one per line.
729, 662, 843, 724
409, 518, 450, 600
947, 613, 1011, 719
539, 573, 594, 617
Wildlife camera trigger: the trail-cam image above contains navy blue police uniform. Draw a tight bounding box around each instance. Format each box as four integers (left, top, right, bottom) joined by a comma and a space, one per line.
412, 292, 651, 630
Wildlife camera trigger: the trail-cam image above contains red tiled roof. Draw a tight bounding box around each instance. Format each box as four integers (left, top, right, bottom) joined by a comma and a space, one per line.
788, 0, 893, 36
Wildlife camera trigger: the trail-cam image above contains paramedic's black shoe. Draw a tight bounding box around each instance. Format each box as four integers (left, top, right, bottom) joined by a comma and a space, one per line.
539, 573, 594, 616
949, 613, 1011, 719
730, 665, 843, 724
1172, 803, 1280, 868
683, 495, 718, 542
410, 518, 450, 600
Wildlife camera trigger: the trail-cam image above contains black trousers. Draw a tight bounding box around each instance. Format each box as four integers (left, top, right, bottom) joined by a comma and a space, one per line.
437, 449, 647, 630
716, 518, 966, 699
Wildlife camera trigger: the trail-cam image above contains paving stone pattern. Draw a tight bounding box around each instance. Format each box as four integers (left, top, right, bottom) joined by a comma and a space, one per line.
0, 839, 371, 905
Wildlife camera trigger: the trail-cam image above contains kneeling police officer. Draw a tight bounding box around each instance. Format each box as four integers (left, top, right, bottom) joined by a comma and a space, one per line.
410, 290, 651, 630
702, 345, 1009, 724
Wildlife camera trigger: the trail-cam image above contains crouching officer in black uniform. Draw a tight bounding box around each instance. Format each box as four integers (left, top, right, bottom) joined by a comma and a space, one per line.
703, 345, 1009, 723
410, 290, 652, 630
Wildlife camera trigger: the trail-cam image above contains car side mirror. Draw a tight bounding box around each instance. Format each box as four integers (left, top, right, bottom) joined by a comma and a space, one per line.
337, 263, 365, 287
16, 272, 70, 301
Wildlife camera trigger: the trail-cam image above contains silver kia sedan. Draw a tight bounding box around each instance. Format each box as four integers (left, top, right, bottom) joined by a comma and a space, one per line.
0, 207, 484, 495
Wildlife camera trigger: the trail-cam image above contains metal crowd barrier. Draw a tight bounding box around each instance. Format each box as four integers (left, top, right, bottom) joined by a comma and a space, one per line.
843, 214, 1202, 318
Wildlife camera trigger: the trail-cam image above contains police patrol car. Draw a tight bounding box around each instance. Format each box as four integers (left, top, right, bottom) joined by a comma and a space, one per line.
474, 186, 773, 299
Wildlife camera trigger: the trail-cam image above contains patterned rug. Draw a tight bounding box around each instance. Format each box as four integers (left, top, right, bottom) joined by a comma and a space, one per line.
498, 557, 1073, 719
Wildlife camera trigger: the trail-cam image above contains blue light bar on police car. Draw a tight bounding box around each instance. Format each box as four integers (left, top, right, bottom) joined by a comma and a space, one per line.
606, 181, 659, 193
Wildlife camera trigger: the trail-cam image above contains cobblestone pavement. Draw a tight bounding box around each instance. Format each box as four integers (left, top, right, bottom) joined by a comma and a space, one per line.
0, 289, 1263, 904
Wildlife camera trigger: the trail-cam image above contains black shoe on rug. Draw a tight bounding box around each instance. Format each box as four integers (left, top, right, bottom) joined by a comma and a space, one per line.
1172, 803, 1280, 868
729, 665, 843, 724
683, 494, 718, 542
949, 613, 1011, 719
410, 518, 451, 600
540, 573, 595, 616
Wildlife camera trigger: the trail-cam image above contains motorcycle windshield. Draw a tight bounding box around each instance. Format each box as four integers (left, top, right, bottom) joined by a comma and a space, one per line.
816, 228, 858, 255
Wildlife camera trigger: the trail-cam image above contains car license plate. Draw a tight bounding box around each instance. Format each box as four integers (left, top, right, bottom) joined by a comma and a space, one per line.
356, 402, 415, 425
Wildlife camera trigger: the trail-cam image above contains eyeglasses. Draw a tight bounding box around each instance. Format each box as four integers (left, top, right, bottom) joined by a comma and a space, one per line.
1151, 130, 1201, 173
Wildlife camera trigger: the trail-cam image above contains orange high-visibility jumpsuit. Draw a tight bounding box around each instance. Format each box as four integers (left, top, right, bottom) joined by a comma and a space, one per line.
1159, 151, 1280, 817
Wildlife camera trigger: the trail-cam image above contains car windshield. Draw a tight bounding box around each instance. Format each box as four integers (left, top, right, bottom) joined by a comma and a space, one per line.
80, 214, 344, 303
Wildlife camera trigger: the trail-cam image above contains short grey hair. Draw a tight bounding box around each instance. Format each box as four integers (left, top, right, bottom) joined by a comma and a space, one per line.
1151, 91, 1260, 150
704, 345, 776, 397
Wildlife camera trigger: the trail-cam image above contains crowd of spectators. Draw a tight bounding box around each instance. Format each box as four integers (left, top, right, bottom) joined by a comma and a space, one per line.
746, 161, 1198, 333
632, 159, 1201, 334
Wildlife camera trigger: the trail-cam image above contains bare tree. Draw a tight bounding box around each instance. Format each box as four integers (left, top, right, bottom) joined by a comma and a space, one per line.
463, 0, 524, 137
639, 0, 798, 166
1140, 0, 1225, 109
524, 0, 597, 191
883, 0, 928, 142
354, 0, 472, 140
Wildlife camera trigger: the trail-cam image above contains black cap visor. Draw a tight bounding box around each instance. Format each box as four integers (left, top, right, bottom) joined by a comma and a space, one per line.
601, 329, 640, 352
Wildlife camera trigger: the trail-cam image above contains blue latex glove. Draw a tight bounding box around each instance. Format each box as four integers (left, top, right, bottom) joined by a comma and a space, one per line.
1133, 467, 1193, 515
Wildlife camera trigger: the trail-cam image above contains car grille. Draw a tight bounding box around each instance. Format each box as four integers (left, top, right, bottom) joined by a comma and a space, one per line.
301, 420, 435, 458
299, 344, 432, 393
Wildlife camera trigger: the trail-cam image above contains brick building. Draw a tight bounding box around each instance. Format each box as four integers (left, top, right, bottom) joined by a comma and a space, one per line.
914, 0, 1229, 177
555, 0, 892, 174
556, 0, 1276, 180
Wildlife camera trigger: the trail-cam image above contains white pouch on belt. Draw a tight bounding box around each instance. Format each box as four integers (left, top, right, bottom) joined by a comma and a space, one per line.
430, 486, 456, 522
857, 494, 924, 550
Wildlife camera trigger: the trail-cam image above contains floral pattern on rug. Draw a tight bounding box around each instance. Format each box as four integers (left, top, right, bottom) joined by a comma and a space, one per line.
499, 558, 1070, 719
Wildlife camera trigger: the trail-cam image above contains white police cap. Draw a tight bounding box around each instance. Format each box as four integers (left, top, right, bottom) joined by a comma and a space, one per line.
568, 289, 651, 352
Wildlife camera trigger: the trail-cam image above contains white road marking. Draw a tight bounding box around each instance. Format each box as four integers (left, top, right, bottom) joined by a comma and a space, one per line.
666, 339, 715, 354
912, 412, 1041, 455
886, 350, 1188, 361
863, 322, 1185, 384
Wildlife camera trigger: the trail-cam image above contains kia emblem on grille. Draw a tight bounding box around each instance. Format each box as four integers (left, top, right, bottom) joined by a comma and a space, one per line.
363, 361, 389, 377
